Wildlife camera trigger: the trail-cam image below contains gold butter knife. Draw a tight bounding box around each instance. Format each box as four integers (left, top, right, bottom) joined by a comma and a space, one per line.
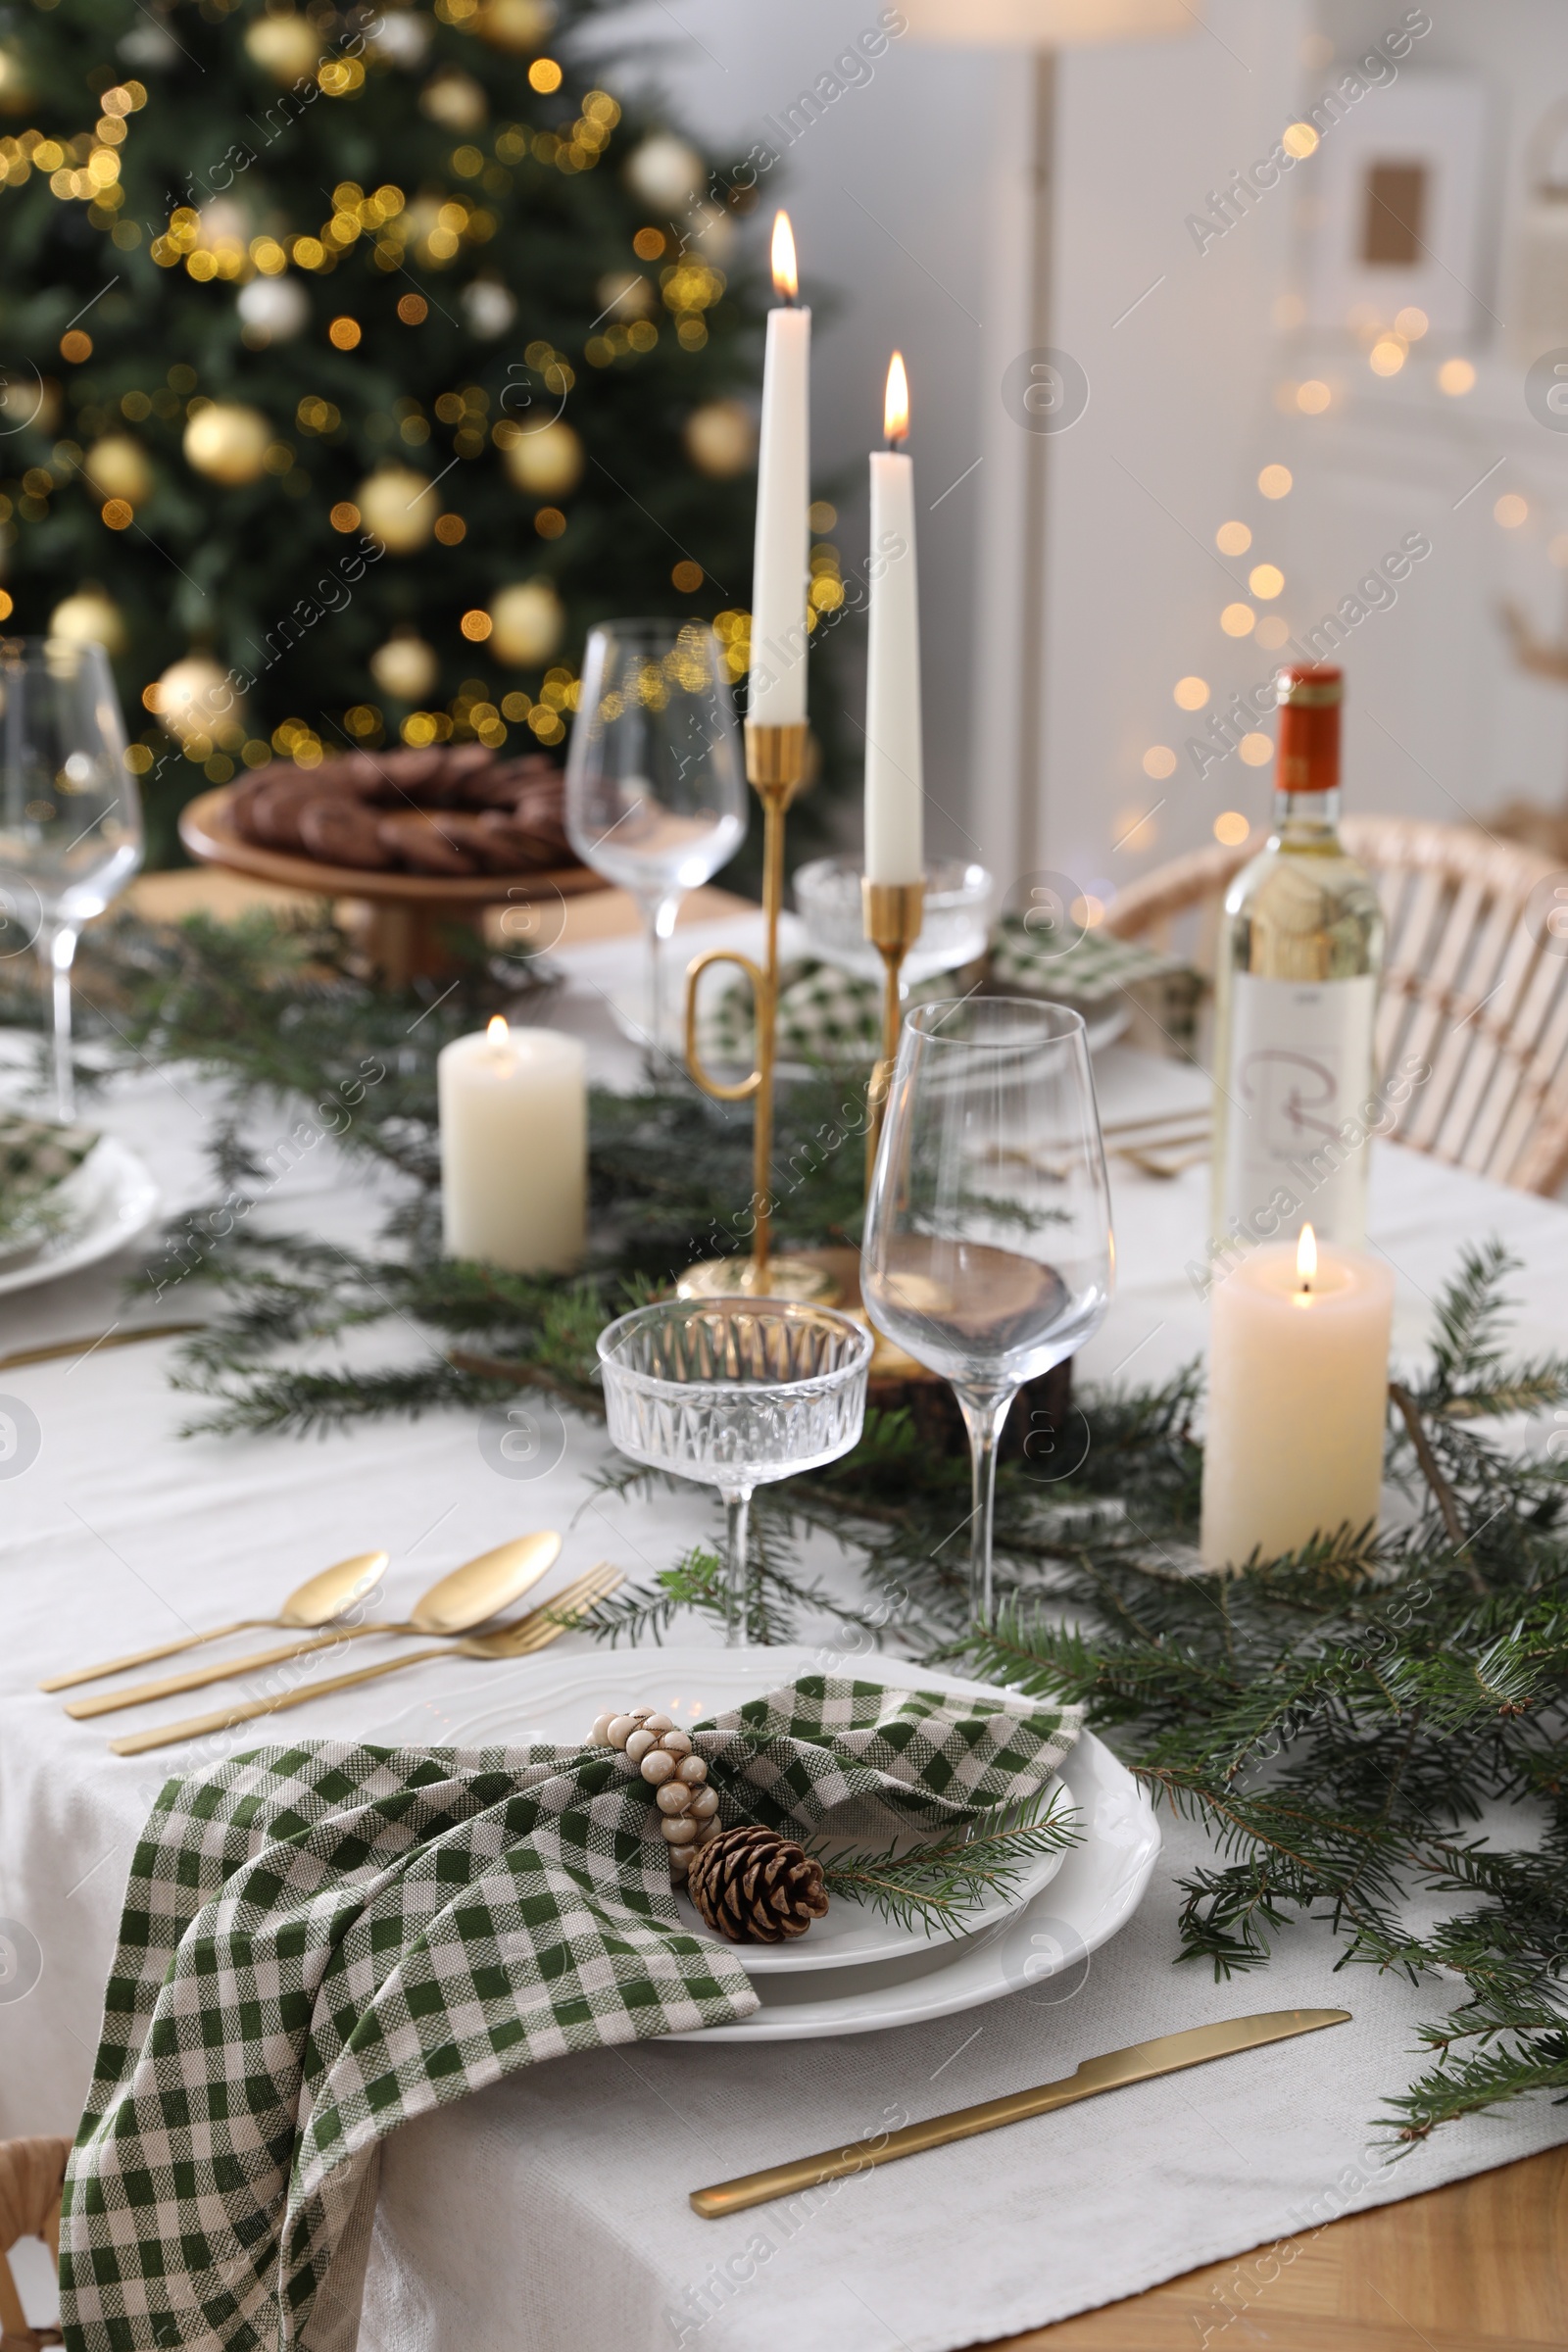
690, 2008, 1350, 2218
0, 1322, 206, 1374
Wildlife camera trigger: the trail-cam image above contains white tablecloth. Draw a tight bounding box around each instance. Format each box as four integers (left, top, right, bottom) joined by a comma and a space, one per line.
2, 914, 1567, 2350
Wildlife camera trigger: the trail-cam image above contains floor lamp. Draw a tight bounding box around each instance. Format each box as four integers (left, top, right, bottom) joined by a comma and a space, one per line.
903, 1, 1192, 885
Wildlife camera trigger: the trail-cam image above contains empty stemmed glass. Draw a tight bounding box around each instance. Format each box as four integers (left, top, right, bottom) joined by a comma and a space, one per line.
0, 638, 142, 1119
564, 619, 747, 1058
597, 1298, 872, 1642
861, 998, 1113, 1625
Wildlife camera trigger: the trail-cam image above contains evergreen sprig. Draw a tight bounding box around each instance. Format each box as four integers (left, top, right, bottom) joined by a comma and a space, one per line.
46, 909, 1568, 2148
809, 1797, 1082, 1940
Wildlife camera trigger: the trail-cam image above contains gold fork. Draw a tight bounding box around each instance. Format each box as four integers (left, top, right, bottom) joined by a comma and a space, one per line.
109, 1562, 624, 1757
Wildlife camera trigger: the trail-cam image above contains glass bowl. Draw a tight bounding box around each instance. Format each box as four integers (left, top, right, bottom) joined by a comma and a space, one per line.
793, 857, 993, 985
597, 1298, 872, 1642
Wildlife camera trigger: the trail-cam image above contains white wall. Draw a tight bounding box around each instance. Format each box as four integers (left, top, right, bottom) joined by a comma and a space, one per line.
1039, 0, 1305, 910
593, 0, 1568, 912
587, 1, 1011, 866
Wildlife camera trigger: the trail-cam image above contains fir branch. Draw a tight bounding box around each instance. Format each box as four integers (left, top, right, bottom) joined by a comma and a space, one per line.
809, 1797, 1082, 1940
1389, 1380, 1469, 1555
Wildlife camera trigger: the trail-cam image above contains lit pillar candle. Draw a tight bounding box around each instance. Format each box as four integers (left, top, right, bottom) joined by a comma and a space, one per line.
438, 1016, 586, 1272
864, 351, 924, 885
747, 211, 810, 727
1200, 1225, 1395, 1570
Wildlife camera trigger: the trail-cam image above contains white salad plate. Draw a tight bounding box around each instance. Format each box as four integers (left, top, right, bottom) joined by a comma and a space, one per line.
461, 1644, 1161, 2042
0, 1138, 160, 1298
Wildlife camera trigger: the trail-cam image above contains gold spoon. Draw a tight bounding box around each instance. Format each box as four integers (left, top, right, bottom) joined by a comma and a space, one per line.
109, 1560, 623, 1757
62, 1533, 563, 1719
39, 1551, 390, 1693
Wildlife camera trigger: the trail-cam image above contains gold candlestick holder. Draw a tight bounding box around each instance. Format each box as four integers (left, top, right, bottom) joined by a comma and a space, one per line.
679, 721, 834, 1301
861, 876, 926, 1181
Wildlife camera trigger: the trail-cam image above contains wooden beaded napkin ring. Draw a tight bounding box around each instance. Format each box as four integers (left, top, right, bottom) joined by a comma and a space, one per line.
588, 1708, 720, 1881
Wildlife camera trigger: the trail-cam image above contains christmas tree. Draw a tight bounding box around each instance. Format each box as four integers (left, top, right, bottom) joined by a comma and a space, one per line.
0, 0, 794, 860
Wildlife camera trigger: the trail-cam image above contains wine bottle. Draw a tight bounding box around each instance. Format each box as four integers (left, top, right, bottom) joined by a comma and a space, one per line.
1210, 664, 1384, 1250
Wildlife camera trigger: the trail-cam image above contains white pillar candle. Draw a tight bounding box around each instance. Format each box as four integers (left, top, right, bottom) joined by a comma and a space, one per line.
864, 352, 924, 885
1200, 1226, 1395, 1571
438, 1017, 586, 1273
747, 212, 810, 727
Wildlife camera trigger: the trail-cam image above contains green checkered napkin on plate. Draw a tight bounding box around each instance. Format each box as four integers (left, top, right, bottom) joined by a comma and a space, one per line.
60, 1675, 1081, 2352
0, 1110, 98, 1251
695, 925, 1191, 1069
988, 916, 1188, 1006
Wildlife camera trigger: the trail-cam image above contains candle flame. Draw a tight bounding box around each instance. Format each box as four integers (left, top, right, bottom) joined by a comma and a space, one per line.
884, 350, 909, 445
1297, 1223, 1317, 1289
487, 1014, 511, 1048
770, 210, 798, 302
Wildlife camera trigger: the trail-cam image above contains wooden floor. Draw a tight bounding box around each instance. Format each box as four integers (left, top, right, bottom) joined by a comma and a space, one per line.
990, 2144, 1568, 2350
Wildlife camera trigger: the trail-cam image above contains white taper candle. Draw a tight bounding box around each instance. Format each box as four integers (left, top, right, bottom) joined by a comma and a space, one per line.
747, 212, 810, 727
864, 352, 923, 885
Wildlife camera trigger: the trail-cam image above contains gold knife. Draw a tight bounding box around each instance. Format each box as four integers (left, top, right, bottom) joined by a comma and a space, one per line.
690, 2008, 1350, 2219
0, 1323, 205, 1373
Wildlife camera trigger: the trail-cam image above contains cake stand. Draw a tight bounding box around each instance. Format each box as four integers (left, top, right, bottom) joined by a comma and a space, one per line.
178, 784, 608, 984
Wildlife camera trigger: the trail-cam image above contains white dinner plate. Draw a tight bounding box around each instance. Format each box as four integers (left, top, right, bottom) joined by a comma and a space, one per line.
0, 1137, 160, 1297
455, 1645, 1161, 2041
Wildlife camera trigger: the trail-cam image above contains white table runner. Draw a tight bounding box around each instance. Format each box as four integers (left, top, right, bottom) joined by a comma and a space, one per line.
1, 916, 1566, 2349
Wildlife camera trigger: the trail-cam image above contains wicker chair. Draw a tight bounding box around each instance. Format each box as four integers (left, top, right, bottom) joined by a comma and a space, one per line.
0, 2137, 68, 2350
1102, 815, 1568, 1198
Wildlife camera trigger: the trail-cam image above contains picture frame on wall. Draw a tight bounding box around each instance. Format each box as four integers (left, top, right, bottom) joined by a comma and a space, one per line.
1303, 72, 1489, 336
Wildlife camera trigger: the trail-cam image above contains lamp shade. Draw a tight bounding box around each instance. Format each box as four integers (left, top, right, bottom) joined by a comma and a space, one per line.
903, 0, 1191, 42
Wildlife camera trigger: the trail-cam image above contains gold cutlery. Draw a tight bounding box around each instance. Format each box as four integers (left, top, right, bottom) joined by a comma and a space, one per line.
109, 1560, 624, 1756
39, 1550, 391, 1693
62, 1533, 563, 1718
992, 1111, 1212, 1184
1115, 1139, 1211, 1179
1100, 1109, 1211, 1141
0, 1322, 207, 1374
690, 2008, 1351, 2219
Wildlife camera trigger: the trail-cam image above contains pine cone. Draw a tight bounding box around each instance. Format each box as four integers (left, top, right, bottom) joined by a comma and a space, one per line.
686, 1825, 830, 1944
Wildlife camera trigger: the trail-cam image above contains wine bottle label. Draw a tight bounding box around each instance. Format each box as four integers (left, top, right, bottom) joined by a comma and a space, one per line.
1219, 972, 1377, 1246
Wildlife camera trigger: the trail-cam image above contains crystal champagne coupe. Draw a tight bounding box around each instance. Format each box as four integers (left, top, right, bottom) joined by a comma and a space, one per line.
598, 1298, 872, 1642
564, 619, 747, 1057
0, 638, 142, 1119
861, 998, 1113, 1624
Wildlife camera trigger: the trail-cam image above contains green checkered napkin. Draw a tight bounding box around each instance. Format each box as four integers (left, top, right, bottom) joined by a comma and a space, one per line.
988, 918, 1187, 1007
60, 1675, 1081, 2352
696, 956, 896, 1067
697, 927, 1189, 1068
0, 1110, 98, 1250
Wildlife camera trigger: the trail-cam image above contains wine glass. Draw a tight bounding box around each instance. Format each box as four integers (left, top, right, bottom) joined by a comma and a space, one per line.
0, 638, 142, 1120
564, 619, 747, 1058
597, 1298, 872, 1642
861, 998, 1113, 1625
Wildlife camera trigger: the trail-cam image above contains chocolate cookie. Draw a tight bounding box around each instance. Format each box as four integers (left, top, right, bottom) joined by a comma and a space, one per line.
371, 746, 447, 794
509, 780, 573, 857
426, 810, 500, 862
473, 809, 558, 871
444, 743, 493, 782
466, 755, 558, 810
376, 810, 480, 876
227, 777, 273, 840
246, 778, 327, 851
304, 753, 385, 799
298, 797, 395, 869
